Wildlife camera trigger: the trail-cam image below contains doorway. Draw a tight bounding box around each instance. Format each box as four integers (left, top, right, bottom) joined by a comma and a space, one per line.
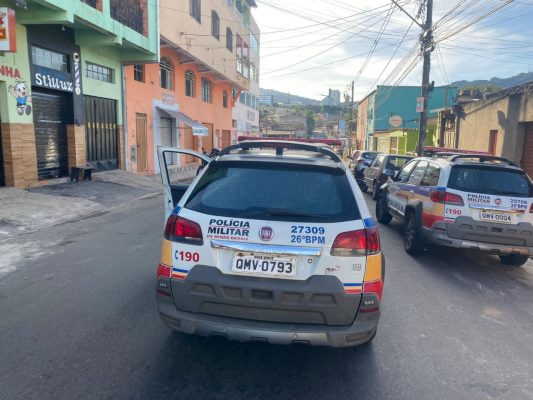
136, 113, 147, 172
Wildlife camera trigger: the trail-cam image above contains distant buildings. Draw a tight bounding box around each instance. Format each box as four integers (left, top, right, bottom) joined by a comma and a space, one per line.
322, 89, 341, 106
259, 94, 274, 106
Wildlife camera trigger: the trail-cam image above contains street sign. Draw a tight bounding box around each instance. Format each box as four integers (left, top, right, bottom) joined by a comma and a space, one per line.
416, 97, 425, 113
389, 115, 403, 128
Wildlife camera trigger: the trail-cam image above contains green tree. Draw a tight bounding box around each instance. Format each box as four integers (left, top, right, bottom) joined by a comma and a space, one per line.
305, 111, 316, 136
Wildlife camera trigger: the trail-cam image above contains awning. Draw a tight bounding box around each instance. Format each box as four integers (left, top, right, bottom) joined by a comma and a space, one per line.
158, 108, 208, 136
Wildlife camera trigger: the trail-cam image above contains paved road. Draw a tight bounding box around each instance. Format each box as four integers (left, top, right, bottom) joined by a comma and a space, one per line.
1, 194, 533, 400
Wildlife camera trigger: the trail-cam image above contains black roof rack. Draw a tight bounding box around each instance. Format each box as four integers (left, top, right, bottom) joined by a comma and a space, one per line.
447, 154, 519, 167
217, 140, 343, 163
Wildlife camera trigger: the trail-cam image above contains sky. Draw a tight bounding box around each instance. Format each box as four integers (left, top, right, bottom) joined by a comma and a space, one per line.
251, 0, 533, 101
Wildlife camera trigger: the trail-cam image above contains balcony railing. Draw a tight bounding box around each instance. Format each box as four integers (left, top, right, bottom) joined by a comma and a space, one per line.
81, 0, 98, 8
110, 0, 144, 35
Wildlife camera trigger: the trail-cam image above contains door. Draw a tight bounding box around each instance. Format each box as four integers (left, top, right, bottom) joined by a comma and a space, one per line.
136, 114, 147, 172
522, 123, 533, 178
202, 122, 214, 152
388, 160, 419, 217
364, 154, 383, 186
488, 130, 498, 155
85, 96, 118, 171
0, 119, 4, 186
221, 129, 231, 149
158, 147, 211, 220
33, 90, 72, 180
160, 117, 176, 165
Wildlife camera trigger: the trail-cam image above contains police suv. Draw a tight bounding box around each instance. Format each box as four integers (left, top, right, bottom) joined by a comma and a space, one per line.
156, 141, 385, 347
376, 154, 533, 266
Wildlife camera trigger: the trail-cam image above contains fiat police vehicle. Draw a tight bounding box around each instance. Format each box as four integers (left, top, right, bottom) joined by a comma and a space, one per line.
376, 153, 533, 266
156, 140, 385, 347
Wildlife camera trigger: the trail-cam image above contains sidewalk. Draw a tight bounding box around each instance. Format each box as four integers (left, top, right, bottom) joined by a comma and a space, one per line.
0, 170, 162, 240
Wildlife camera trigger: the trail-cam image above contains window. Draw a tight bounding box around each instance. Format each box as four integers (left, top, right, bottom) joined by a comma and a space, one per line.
190, 0, 201, 22
32, 46, 68, 72
226, 28, 233, 52
133, 64, 144, 82
185, 69, 196, 97
160, 57, 174, 90
386, 156, 411, 171
223, 91, 228, 108
86, 62, 113, 83
372, 155, 384, 168
211, 11, 220, 39
201, 78, 212, 103
406, 161, 428, 185
185, 163, 360, 223
398, 161, 418, 183
448, 166, 532, 197
421, 163, 441, 187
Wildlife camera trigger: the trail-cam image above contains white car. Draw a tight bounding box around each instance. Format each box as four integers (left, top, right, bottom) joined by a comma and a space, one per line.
156, 140, 385, 347
376, 154, 533, 266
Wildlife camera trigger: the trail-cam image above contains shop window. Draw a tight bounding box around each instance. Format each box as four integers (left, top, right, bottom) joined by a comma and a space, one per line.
211, 11, 220, 39
133, 64, 144, 82
32, 46, 68, 72
226, 28, 233, 52
223, 90, 228, 108
86, 62, 113, 83
185, 69, 196, 97
160, 57, 174, 90
190, 0, 201, 23
201, 78, 212, 103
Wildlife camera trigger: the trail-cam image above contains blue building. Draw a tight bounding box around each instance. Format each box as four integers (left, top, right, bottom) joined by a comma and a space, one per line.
356, 85, 457, 154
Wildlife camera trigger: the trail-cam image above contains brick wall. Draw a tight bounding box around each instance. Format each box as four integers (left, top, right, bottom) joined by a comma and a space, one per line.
67, 125, 87, 170
0, 123, 38, 188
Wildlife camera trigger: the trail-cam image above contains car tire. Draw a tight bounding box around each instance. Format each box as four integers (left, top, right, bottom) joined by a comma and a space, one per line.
372, 181, 379, 201
404, 212, 425, 255
376, 191, 392, 225
499, 254, 529, 267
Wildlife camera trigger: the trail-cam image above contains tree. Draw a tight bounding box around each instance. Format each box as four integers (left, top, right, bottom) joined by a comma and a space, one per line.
305, 110, 315, 136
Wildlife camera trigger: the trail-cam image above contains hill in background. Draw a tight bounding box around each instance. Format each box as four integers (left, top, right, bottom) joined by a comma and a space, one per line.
260, 88, 322, 106
452, 71, 533, 89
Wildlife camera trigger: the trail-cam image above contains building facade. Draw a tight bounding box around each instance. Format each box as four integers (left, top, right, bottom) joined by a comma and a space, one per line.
455, 83, 533, 177
356, 85, 457, 153
125, 0, 256, 176
0, 0, 158, 188
322, 89, 341, 107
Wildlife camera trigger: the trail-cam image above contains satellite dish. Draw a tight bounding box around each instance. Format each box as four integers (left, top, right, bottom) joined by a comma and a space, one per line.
389, 115, 403, 128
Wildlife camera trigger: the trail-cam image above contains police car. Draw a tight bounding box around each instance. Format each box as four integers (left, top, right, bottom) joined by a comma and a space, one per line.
156, 140, 385, 347
376, 154, 533, 266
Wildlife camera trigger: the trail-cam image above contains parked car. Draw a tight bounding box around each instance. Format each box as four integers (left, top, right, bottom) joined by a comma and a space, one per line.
376, 154, 533, 266
349, 151, 381, 179
363, 154, 414, 200
156, 140, 385, 347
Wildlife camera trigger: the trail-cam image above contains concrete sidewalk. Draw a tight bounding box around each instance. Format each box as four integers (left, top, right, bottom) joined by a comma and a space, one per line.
0, 170, 162, 240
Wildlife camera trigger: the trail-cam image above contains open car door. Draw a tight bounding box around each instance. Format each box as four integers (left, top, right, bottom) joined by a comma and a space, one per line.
157, 147, 211, 220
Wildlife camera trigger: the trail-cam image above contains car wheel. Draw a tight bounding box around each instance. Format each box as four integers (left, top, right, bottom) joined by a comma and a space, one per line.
376, 191, 392, 225
404, 212, 424, 255
372, 181, 379, 200
499, 254, 529, 267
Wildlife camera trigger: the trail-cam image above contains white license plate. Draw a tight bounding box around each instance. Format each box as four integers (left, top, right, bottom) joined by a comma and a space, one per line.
479, 210, 513, 224
232, 253, 297, 277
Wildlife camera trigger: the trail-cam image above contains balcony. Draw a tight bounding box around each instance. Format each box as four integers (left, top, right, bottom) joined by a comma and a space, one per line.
110, 0, 145, 35
81, 0, 98, 8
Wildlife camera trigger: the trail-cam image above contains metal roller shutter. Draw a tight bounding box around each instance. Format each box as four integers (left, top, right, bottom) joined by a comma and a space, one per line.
33, 90, 71, 180
522, 123, 533, 178
160, 117, 176, 164
85, 96, 118, 171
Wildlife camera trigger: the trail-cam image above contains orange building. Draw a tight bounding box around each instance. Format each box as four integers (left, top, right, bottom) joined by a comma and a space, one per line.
125, 0, 256, 176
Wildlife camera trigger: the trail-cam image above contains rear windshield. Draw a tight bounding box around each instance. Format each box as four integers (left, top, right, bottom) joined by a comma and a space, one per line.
185, 161, 360, 222
363, 153, 378, 160
448, 166, 533, 197
386, 156, 412, 170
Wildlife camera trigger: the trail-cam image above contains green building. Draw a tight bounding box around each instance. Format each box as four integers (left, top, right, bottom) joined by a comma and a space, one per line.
0, 0, 158, 188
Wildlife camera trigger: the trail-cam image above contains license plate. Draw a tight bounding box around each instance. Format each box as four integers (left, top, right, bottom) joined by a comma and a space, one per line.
232, 253, 297, 277
479, 210, 513, 224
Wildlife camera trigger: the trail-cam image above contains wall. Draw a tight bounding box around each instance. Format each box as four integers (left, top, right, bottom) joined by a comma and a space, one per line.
458, 91, 533, 163
356, 96, 368, 149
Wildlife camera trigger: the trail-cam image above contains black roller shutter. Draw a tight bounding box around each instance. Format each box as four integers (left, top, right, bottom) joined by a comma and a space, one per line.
33, 90, 72, 180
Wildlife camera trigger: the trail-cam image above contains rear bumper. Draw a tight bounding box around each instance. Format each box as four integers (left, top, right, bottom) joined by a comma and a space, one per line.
423, 222, 533, 256
158, 298, 379, 347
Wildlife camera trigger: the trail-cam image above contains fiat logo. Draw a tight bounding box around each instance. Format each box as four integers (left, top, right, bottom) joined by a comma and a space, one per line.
495, 198, 502, 206
259, 227, 273, 241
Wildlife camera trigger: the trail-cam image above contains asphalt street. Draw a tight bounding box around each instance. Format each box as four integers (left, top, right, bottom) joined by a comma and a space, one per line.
1, 194, 533, 400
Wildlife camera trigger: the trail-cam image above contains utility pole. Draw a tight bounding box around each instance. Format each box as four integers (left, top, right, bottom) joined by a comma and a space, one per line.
350, 80, 355, 152
417, 0, 434, 156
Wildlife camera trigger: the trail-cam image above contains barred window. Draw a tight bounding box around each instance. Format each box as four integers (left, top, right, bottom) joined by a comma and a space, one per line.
86, 62, 113, 83
185, 69, 196, 97
160, 57, 174, 90
201, 78, 212, 103
32, 46, 68, 72
133, 64, 144, 82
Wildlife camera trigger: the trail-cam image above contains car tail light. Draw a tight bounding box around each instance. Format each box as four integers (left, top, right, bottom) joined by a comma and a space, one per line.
157, 263, 171, 279
429, 190, 464, 206
164, 215, 203, 245
331, 227, 380, 256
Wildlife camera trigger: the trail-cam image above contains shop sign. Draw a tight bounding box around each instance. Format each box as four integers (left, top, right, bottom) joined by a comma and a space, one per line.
0, 63, 20, 79
416, 97, 425, 113
33, 66, 74, 93
0, 8, 16, 52
162, 93, 175, 105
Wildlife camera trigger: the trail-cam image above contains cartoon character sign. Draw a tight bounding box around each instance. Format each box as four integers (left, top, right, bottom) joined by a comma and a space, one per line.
8, 80, 32, 115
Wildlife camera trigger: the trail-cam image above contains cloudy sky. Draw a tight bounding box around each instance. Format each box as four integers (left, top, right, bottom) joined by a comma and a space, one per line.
251, 0, 533, 101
